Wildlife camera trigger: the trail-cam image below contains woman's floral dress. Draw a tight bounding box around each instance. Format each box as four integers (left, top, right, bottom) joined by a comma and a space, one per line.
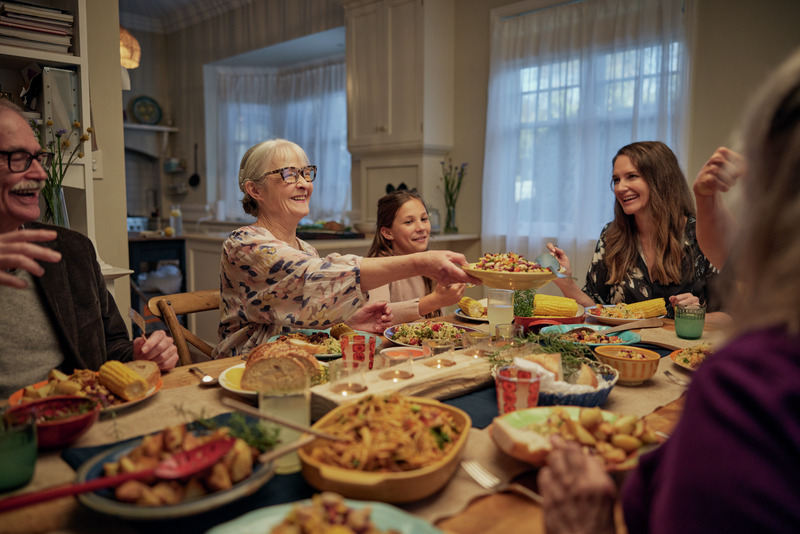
583, 218, 722, 318
213, 226, 368, 358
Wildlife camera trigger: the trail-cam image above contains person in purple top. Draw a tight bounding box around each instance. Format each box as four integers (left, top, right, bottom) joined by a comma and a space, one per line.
536, 46, 800, 533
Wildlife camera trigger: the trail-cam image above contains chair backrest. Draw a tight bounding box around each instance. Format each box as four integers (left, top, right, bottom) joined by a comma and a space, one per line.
147, 289, 220, 366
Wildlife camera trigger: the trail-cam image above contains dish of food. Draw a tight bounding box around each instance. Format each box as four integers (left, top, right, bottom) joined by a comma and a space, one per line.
539, 324, 641, 347
74, 424, 275, 519
490, 406, 662, 471
384, 321, 484, 348
455, 298, 488, 322
669, 343, 713, 371
586, 305, 665, 326
461, 264, 558, 291
298, 395, 470, 503
207, 496, 442, 534
267, 329, 382, 361
9, 379, 162, 415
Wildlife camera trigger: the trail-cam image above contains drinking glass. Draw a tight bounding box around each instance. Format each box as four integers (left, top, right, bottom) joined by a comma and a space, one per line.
0, 414, 37, 491
329, 359, 368, 396
258, 377, 310, 474
422, 339, 456, 368
461, 330, 492, 358
487, 288, 515, 333
340, 333, 377, 369
492, 365, 541, 415
674, 305, 705, 340
376, 349, 415, 382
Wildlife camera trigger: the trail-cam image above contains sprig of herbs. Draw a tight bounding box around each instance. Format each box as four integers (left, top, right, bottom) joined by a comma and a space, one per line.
513, 289, 537, 317
194, 411, 279, 452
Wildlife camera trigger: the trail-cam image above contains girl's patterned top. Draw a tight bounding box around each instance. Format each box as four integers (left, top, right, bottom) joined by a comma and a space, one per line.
583, 218, 722, 318
213, 226, 367, 358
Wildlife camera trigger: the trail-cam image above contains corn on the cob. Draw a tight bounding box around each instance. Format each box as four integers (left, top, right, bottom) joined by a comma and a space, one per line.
330, 323, 355, 339
99, 361, 147, 401
625, 298, 667, 318
533, 294, 579, 317
459, 297, 486, 318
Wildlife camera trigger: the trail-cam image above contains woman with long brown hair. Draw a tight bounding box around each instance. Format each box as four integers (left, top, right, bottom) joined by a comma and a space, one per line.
367, 190, 465, 323
547, 141, 727, 321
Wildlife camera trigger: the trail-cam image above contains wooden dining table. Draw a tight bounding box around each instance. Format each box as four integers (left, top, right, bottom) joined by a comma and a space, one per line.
0, 315, 692, 534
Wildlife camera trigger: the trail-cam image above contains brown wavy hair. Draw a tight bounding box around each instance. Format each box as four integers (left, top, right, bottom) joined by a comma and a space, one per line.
603, 141, 696, 285
367, 190, 440, 318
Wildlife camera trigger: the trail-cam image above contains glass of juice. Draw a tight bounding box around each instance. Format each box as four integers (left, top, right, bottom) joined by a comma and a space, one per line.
258, 377, 311, 474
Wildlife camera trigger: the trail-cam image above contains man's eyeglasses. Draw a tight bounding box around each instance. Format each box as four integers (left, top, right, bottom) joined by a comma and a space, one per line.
265, 165, 317, 184
1, 150, 54, 173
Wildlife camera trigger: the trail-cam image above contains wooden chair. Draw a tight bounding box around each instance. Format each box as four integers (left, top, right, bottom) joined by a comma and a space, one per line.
147, 289, 220, 367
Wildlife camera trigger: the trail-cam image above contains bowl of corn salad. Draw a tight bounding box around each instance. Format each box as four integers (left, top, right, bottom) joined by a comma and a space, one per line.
463, 252, 560, 290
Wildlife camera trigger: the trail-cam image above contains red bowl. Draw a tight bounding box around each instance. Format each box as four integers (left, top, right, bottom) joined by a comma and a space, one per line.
515, 305, 586, 334
4, 395, 100, 449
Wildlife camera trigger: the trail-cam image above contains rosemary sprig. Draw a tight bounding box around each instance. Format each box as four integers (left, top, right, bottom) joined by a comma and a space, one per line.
194, 411, 279, 452
513, 289, 537, 317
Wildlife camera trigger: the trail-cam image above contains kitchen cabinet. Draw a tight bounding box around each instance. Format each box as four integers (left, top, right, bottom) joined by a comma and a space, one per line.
345, 0, 455, 221
0, 0, 95, 240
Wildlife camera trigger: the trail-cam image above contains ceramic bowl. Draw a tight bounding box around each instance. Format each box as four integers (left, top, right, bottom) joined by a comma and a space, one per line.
298, 397, 471, 503
593, 345, 660, 386
5, 395, 100, 449
353, 222, 376, 234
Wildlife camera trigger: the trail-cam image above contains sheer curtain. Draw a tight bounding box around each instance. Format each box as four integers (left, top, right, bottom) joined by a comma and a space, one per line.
483, 0, 693, 291
213, 59, 350, 222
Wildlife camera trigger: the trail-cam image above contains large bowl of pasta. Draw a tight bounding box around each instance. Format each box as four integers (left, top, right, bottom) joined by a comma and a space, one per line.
298, 394, 471, 503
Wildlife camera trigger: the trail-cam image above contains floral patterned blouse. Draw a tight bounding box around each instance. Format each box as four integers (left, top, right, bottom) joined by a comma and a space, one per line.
583, 218, 721, 318
213, 226, 368, 358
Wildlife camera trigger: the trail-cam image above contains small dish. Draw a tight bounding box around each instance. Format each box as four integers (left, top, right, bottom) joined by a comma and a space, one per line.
4, 395, 100, 449
594, 345, 660, 386
455, 298, 488, 322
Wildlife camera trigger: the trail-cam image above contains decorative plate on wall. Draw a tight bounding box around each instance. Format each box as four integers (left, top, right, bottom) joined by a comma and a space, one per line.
130, 95, 162, 125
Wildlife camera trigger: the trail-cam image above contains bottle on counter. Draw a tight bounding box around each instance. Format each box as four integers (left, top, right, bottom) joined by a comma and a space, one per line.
169, 205, 183, 236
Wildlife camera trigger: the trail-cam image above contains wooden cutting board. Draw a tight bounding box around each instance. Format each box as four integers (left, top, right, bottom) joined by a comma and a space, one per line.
638, 327, 726, 351
311, 353, 493, 420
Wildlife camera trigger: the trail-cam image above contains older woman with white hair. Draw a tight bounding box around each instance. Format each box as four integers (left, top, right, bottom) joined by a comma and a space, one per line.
214, 138, 479, 358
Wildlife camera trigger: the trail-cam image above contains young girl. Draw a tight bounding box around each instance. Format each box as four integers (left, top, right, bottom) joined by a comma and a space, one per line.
367, 190, 465, 324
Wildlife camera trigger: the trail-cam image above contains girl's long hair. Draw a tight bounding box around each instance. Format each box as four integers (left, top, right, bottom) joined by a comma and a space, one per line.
603, 141, 696, 284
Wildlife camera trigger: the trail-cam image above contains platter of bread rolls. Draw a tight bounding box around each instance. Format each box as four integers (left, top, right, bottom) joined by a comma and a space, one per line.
8, 360, 162, 414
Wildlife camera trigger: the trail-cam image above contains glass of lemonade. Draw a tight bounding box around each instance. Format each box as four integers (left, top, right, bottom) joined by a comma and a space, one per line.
488, 288, 514, 333
258, 377, 310, 475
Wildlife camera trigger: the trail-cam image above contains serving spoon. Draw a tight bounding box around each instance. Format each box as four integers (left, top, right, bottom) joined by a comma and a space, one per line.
570, 317, 664, 336
0, 437, 236, 512
533, 253, 570, 278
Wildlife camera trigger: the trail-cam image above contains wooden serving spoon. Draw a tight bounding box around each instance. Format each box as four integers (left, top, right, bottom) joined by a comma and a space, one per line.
570, 317, 664, 337
0, 437, 236, 512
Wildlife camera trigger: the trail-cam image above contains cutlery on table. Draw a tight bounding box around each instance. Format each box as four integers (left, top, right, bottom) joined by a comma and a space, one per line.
189, 366, 219, 386
461, 459, 543, 504
128, 308, 148, 340
222, 397, 349, 443
0, 437, 236, 512
569, 317, 664, 337
664, 369, 690, 387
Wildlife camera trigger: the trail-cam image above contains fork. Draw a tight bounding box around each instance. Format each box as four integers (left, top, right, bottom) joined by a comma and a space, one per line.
461, 460, 543, 504
664, 369, 690, 387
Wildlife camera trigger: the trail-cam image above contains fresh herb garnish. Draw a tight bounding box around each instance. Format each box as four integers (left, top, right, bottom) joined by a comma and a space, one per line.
513, 289, 537, 317
195, 412, 279, 452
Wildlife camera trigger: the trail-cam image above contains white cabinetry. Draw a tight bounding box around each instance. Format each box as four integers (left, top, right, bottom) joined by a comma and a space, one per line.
0, 0, 96, 240
345, 0, 455, 222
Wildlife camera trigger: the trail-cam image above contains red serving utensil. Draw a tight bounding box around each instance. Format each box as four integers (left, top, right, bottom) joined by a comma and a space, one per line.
0, 436, 235, 512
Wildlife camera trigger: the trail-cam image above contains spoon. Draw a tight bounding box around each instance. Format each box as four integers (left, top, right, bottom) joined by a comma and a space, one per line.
533, 253, 570, 278
190, 366, 218, 386
0, 437, 236, 512
570, 317, 664, 336
664, 369, 690, 387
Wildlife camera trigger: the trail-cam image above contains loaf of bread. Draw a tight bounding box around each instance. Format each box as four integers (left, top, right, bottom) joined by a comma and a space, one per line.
519, 352, 563, 381
125, 360, 161, 389
488, 417, 552, 466
241, 342, 322, 392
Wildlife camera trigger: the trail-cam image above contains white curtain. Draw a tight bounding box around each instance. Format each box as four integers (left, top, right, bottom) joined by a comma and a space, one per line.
213, 59, 350, 222
483, 0, 693, 293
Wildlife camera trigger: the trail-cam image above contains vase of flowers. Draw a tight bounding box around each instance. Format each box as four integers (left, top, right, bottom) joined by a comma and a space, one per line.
30, 119, 92, 227
440, 158, 468, 234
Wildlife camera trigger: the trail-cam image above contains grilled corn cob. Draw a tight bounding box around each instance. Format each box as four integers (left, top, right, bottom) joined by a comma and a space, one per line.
99, 361, 147, 401
625, 298, 667, 318
459, 297, 486, 318
330, 323, 355, 339
533, 294, 579, 317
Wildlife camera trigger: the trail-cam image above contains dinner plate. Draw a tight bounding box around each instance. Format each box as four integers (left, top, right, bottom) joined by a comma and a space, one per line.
75, 429, 276, 519
8, 379, 162, 415
461, 263, 559, 290
586, 306, 665, 326
539, 324, 641, 347
455, 298, 488, 322
267, 328, 382, 361
207, 499, 442, 534
491, 406, 660, 471
218, 363, 255, 399
669, 345, 713, 372
384, 322, 486, 348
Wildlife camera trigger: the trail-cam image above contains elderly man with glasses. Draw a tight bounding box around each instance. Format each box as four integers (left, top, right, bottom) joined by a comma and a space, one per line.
0, 101, 177, 397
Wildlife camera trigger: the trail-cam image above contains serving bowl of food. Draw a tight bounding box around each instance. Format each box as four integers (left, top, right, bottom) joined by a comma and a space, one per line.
593, 345, 661, 386
4, 395, 100, 448
298, 394, 470, 503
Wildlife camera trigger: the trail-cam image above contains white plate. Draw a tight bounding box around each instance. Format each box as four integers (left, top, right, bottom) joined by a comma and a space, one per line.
75, 430, 276, 519
8, 379, 162, 415
585, 306, 665, 326
384, 322, 485, 348
218, 363, 255, 399
455, 298, 488, 322
207, 499, 442, 534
